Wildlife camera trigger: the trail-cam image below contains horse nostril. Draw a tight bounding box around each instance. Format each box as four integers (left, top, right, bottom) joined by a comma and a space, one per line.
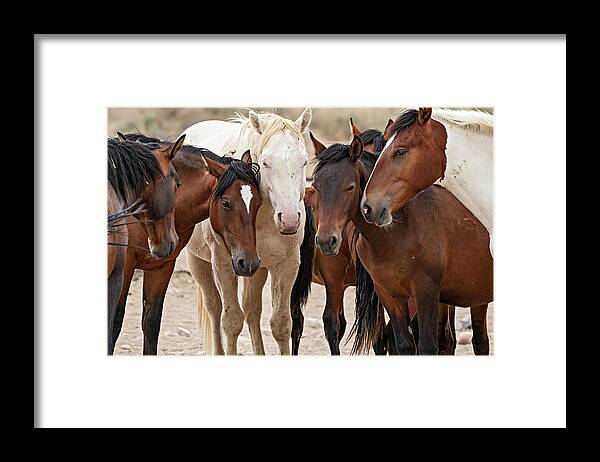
277, 212, 283, 223
363, 204, 372, 216
297, 212, 301, 222
330, 236, 337, 247
238, 258, 246, 271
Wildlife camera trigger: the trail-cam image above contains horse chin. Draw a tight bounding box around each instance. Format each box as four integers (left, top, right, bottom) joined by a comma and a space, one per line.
278, 228, 298, 236
374, 213, 393, 227
320, 247, 339, 257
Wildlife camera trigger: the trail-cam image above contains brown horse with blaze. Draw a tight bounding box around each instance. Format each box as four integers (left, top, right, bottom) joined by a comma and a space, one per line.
110, 134, 261, 355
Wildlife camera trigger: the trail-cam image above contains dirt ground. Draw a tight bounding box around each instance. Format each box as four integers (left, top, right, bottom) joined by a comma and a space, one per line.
114, 267, 494, 355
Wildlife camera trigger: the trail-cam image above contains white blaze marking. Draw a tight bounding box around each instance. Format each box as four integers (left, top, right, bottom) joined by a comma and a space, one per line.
364, 133, 396, 194
240, 184, 253, 213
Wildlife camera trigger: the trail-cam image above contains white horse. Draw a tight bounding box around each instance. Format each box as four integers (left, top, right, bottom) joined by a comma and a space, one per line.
363, 107, 494, 254
182, 109, 312, 355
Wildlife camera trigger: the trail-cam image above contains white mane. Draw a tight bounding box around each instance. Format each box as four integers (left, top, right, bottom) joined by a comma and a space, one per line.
432, 108, 494, 136
224, 111, 302, 158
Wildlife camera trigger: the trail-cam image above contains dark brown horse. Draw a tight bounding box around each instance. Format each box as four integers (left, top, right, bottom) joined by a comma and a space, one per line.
291, 120, 456, 355
110, 133, 262, 355
309, 134, 493, 355
107, 136, 184, 354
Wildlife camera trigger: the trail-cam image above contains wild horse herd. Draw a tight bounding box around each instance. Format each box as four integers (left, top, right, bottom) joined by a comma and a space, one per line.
107, 107, 493, 356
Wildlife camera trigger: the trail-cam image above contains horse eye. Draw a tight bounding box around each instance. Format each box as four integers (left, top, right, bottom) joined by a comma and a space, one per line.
262, 162, 270, 168
346, 184, 355, 191
394, 149, 408, 157
222, 200, 231, 209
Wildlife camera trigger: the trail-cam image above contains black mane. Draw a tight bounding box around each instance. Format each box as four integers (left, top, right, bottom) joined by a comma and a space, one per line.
359, 129, 386, 155
118, 132, 233, 166
313, 142, 379, 175
211, 158, 261, 200
386, 109, 420, 138
313, 143, 350, 174
117, 132, 260, 199
107, 138, 164, 204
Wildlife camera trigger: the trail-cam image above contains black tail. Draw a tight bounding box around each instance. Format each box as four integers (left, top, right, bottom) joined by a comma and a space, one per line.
291, 204, 317, 309
291, 203, 316, 313
290, 203, 316, 355
349, 254, 385, 355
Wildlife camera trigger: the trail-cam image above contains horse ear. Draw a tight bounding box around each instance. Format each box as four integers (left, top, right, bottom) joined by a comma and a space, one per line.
418, 108, 432, 125
248, 110, 262, 134
385, 118, 394, 131
304, 186, 317, 208
350, 117, 362, 137
168, 134, 186, 160
241, 149, 252, 164
200, 151, 227, 178
309, 132, 326, 156
295, 107, 312, 133
116, 132, 127, 141
349, 135, 363, 161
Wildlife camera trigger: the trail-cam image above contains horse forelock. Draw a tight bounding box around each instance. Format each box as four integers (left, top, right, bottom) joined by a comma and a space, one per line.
211, 158, 261, 201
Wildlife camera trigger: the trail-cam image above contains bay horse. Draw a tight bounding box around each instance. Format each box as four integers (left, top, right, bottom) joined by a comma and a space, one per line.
110, 133, 262, 355
290, 119, 386, 355
310, 134, 493, 355
362, 107, 494, 254
182, 109, 312, 355
107, 136, 184, 354
292, 120, 456, 355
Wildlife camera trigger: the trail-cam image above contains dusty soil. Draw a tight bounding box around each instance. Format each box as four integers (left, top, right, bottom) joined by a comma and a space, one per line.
114, 268, 494, 355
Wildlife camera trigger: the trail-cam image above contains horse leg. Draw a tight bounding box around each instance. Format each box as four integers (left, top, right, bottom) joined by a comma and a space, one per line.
470, 304, 490, 355
187, 250, 224, 355
241, 267, 269, 355
110, 261, 135, 354
414, 281, 440, 355
386, 320, 397, 355
141, 261, 175, 355
107, 258, 124, 355
447, 305, 457, 355
410, 314, 419, 347
211, 250, 243, 355
376, 288, 414, 355
269, 257, 300, 355
437, 304, 450, 355
323, 283, 345, 355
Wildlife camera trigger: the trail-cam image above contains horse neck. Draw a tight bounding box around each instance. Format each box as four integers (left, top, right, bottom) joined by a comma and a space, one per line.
439, 124, 494, 231
172, 159, 215, 231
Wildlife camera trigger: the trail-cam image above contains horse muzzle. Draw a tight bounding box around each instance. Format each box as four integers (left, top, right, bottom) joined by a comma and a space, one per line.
315, 233, 341, 256
361, 200, 392, 227
148, 236, 179, 260
232, 254, 261, 277
275, 210, 301, 235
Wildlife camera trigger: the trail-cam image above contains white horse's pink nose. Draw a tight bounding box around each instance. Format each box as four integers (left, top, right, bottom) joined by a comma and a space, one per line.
276, 211, 301, 234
